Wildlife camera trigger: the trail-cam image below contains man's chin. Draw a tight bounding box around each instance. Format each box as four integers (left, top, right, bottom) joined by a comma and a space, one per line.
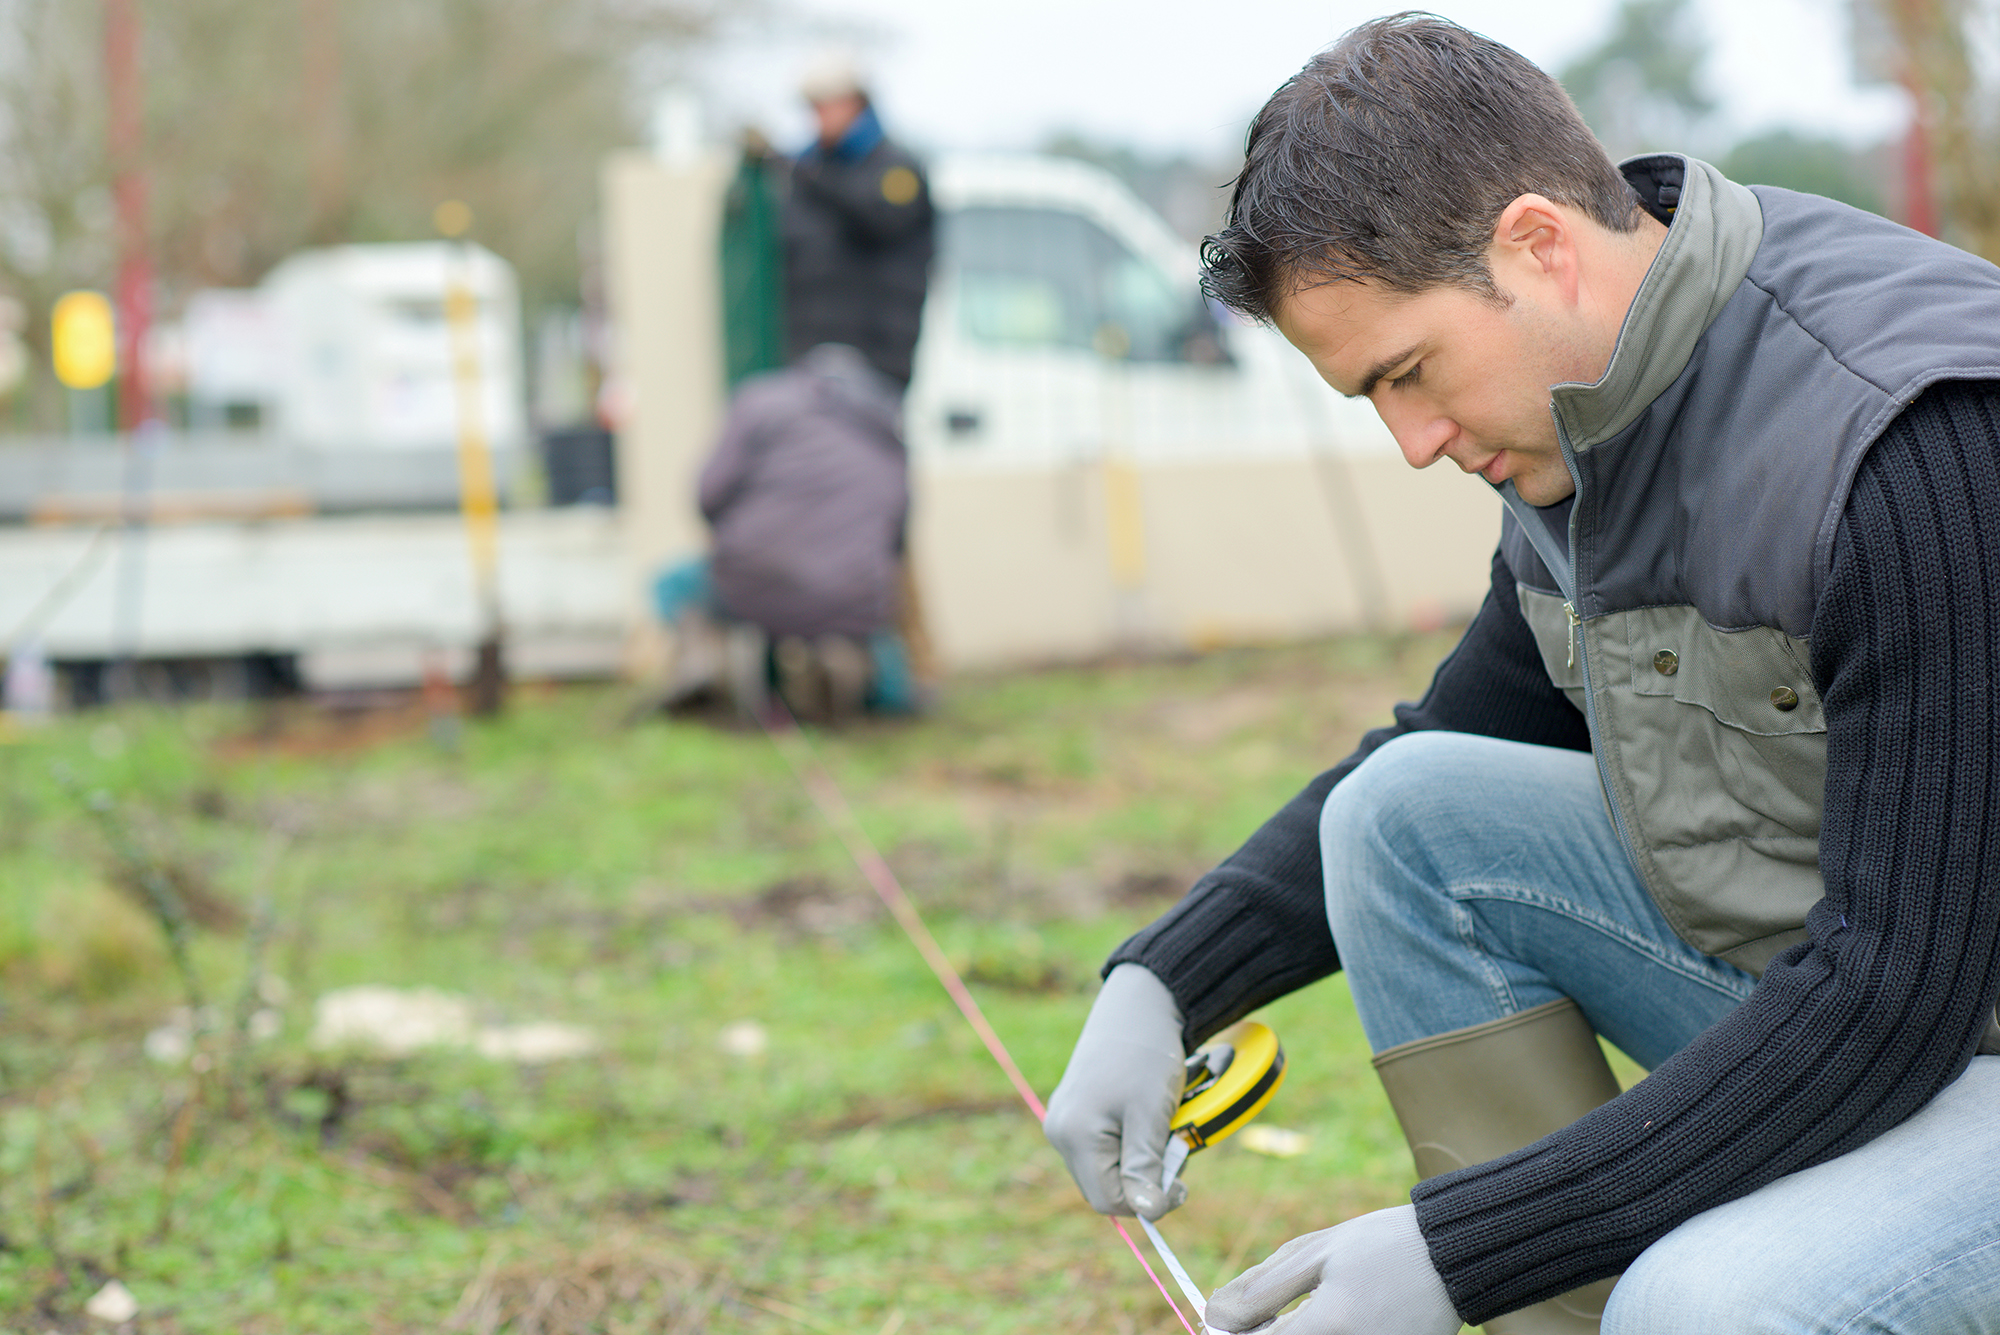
1510, 473, 1578, 507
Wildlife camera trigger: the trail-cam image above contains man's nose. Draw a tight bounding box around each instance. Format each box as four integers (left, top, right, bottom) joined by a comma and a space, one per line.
1376, 401, 1455, 470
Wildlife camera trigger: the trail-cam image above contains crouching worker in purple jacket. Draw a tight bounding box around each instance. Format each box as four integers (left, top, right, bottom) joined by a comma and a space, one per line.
654, 343, 916, 724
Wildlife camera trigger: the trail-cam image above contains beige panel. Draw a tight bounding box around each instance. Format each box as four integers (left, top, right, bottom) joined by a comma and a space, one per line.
1136, 456, 1363, 646
910, 463, 1118, 667
914, 454, 1500, 670
1337, 457, 1502, 624
600, 151, 731, 645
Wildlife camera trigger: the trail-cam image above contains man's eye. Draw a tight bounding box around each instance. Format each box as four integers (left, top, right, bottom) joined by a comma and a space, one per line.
1390, 363, 1423, 390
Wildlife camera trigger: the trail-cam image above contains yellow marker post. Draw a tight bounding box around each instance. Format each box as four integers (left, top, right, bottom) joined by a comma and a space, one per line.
1104, 459, 1147, 589
52, 292, 116, 389
1094, 320, 1148, 645
436, 201, 506, 715
52, 291, 116, 436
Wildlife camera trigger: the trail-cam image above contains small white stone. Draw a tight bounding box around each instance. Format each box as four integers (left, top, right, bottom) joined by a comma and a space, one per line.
85, 1279, 138, 1323
717, 1020, 768, 1058
473, 1022, 598, 1063
1237, 1125, 1312, 1158
310, 986, 473, 1056
142, 1026, 190, 1065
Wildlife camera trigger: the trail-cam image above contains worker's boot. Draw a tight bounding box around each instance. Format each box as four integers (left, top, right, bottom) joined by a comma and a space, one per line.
814, 635, 872, 726
662, 609, 725, 709
773, 635, 825, 723
725, 625, 771, 723
1372, 998, 1624, 1335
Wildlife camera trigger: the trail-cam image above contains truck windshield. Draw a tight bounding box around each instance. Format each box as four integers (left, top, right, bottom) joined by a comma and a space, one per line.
941, 206, 1222, 364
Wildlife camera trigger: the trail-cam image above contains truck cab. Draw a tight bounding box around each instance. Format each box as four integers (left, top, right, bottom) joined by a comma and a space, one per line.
909, 153, 1391, 468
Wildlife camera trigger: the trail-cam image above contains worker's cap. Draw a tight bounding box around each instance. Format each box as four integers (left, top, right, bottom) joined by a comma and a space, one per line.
798, 48, 868, 104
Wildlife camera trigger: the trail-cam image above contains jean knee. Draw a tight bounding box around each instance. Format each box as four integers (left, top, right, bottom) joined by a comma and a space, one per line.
1320, 730, 1472, 836
1602, 1225, 1764, 1335
1601, 1245, 1688, 1335
1320, 732, 1479, 932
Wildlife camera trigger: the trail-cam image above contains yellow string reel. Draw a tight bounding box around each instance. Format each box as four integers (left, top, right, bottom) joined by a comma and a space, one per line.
1165, 1019, 1286, 1180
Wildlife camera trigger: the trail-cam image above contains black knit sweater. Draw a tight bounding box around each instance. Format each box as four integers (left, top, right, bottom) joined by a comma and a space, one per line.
1106, 381, 2000, 1323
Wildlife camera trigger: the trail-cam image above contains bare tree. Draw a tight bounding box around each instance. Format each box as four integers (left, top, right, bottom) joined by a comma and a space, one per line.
1559, 0, 1718, 159
1873, 0, 2000, 261
0, 0, 116, 425
0, 0, 719, 428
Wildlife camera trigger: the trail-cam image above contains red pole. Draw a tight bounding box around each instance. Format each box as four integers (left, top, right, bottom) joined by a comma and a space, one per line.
303, 0, 344, 238
1900, 72, 1940, 237
105, 0, 151, 431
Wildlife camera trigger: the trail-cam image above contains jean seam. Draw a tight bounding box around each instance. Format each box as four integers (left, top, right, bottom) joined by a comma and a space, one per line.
1828, 1234, 2000, 1335
1446, 893, 1521, 1017
1358, 822, 1530, 1019
1445, 880, 1756, 1004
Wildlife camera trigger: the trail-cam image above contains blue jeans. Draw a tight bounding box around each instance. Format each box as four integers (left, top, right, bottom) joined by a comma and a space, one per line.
1321, 731, 2000, 1334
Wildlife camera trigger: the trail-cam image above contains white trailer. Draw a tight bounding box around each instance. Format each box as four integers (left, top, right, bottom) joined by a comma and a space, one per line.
258, 243, 526, 454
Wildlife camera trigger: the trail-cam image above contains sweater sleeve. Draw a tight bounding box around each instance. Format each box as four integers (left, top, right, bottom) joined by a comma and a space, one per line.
1411, 381, 2000, 1325
1106, 545, 1591, 1049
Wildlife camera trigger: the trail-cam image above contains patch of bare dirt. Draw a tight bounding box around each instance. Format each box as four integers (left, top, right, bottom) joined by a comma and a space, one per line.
727, 876, 881, 938
444, 1233, 709, 1335
1149, 687, 1281, 746
107, 856, 244, 933
814, 1094, 1020, 1135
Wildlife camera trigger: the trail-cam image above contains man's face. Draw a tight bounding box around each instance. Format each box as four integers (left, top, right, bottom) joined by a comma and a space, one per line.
1273, 275, 1595, 506
811, 93, 868, 149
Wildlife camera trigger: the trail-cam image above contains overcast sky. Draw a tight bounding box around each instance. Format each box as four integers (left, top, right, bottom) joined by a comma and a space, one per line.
688, 0, 1908, 161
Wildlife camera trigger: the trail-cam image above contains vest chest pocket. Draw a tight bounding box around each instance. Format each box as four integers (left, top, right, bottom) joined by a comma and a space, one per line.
1620, 607, 1823, 735
1601, 606, 1824, 838
1593, 607, 1827, 967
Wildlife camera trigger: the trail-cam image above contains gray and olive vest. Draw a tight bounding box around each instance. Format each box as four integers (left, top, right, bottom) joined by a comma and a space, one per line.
1499, 155, 2000, 975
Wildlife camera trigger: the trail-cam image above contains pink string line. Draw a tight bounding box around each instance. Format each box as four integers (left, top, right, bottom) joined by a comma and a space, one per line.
760, 706, 1201, 1335
1111, 1216, 1200, 1334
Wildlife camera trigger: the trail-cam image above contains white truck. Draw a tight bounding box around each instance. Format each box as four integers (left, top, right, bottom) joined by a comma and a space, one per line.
0, 154, 1498, 704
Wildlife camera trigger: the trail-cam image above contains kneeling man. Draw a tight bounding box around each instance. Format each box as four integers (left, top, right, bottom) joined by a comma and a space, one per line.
1045, 14, 2000, 1335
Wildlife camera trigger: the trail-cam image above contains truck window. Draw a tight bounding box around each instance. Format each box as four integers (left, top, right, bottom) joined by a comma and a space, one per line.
942, 206, 1224, 364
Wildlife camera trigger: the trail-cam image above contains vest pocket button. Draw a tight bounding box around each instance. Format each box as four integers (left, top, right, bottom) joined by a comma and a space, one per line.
1771, 686, 1800, 712
1653, 650, 1679, 676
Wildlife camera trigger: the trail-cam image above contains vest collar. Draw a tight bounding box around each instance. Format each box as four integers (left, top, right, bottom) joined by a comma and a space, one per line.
1549, 155, 1764, 453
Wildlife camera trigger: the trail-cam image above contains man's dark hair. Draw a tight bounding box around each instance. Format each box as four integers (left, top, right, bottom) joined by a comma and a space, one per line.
1202, 13, 1643, 319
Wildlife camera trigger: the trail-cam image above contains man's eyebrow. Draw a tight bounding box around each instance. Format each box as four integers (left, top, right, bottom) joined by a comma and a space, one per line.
1350, 343, 1423, 398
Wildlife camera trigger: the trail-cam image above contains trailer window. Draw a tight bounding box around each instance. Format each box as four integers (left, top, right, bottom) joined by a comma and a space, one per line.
943, 206, 1223, 364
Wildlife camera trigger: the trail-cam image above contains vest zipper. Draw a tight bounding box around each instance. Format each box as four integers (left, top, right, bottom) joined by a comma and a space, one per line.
1549, 413, 1642, 874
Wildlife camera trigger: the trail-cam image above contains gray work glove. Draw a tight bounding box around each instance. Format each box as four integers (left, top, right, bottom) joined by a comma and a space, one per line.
1205, 1205, 1461, 1335
1042, 963, 1188, 1220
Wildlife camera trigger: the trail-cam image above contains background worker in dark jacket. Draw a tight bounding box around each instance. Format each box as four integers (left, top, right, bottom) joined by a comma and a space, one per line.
784, 53, 935, 389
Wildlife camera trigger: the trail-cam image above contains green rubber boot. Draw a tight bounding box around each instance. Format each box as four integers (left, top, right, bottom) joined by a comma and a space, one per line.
1372, 998, 1624, 1335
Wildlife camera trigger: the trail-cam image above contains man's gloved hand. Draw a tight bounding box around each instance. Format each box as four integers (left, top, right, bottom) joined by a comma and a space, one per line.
1204, 1205, 1461, 1335
1042, 964, 1188, 1220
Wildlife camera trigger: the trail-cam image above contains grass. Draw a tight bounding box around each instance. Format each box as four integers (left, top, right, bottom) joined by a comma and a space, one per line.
0, 631, 1464, 1333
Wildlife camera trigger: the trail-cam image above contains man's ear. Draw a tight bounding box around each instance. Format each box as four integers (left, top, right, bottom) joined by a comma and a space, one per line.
1491, 194, 1580, 303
